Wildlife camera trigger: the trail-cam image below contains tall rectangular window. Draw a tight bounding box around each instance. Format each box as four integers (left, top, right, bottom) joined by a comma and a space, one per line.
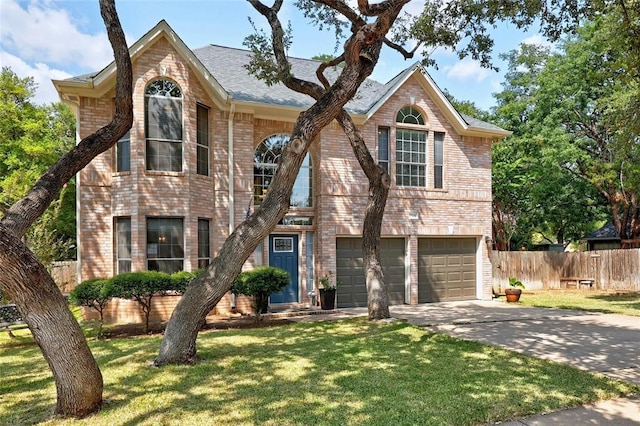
146, 217, 184, 274
434, 132, 444, 189
377, 127, 389, 172
115, 217, 131, 274
196, 104, 209, 176
116, 131, 131, 172
396, 129, 427, 187
145, 80, 183, 172
198, 218, 210, 269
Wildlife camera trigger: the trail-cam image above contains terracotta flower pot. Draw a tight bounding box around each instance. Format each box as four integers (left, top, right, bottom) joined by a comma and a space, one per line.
504, 288, 522, 303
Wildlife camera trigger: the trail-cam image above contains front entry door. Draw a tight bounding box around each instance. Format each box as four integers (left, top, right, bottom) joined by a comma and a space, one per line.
269, 234, 299, 303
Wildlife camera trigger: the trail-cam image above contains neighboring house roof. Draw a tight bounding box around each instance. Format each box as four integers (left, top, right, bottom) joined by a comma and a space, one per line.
586, 222, 623, 241
53, 19, 509, 138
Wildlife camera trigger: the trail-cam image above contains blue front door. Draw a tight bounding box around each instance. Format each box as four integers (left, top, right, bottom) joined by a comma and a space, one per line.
269, 234, 299, 304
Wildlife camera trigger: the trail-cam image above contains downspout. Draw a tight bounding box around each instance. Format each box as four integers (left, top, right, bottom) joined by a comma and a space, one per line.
227, 102, 236, 309
228, 102, 236, 233
64, 99, 82, 286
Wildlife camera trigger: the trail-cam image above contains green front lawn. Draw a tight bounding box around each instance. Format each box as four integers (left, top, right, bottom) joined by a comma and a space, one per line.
521, 290, 640, 316
1, 318, 637, 425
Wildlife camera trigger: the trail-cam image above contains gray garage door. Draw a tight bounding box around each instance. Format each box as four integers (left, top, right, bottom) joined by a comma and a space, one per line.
336, 238, 405, 308
418, 238, 477, 303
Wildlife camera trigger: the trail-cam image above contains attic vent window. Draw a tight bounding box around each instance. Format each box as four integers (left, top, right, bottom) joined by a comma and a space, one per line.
396, 106, 425, 125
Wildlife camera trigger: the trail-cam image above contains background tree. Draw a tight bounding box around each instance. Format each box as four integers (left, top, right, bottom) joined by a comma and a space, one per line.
532, 20, 640, 246
491, 44, 608, 249
0, 68, 76, 263
0, 0, 132, 417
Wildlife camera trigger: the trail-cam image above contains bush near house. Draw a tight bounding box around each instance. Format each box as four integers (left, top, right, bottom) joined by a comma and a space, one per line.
170, 269, 204, 295
69, 278, 113, 322
232, 266, 290, 321
110, 271, 173, 333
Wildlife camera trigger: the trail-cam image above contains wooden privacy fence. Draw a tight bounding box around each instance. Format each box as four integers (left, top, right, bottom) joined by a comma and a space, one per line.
491, 249, 640, 291
50, 261, 77, 294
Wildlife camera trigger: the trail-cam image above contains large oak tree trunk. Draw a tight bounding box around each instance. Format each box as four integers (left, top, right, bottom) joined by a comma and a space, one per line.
0, 226, 103, 416
156, 0, 409, 365
337, 111, 391, 319
0, 0, 132, 417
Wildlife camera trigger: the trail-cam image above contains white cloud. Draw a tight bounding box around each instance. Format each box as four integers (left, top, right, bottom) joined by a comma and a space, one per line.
445, 58, 491, 82
1, 50, 73, 105
521, 34, 552, 47
0, 0, 113, 70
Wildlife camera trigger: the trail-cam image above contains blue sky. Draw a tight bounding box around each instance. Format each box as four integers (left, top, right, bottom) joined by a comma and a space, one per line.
1, 0, 547, 111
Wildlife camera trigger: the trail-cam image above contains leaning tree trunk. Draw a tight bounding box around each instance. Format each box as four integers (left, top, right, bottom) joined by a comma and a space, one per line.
337, 111, 391, 319
156, 0, 409, 365
0, 0, 132, 417
0, 226, 103, 416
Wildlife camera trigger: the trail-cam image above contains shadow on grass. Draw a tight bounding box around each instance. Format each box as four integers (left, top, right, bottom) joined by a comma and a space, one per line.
2, 318, 637, 425
588, 292, 640, 312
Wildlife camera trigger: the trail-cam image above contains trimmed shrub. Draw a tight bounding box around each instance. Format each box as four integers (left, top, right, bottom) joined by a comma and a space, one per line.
232, 266, 290, 321
69, 278, 113, 322
170, 269, 204, 294
110, 271, 173, 332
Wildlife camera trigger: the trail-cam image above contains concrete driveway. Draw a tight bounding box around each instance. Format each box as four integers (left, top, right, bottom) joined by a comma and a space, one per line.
388, 301, 640, 385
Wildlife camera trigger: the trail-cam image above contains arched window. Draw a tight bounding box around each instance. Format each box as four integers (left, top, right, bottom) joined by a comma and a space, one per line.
396, 106, 425, 125
395, 105, 427, 187
145, 79, 183, 172
254, 134, 312, 207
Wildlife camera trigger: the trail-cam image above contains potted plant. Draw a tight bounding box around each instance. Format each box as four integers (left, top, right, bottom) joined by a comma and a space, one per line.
505, 277, 525, 302
318, 271, 339, 310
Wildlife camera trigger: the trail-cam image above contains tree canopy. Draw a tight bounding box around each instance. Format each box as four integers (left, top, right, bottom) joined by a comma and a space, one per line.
0, 67, 76, 262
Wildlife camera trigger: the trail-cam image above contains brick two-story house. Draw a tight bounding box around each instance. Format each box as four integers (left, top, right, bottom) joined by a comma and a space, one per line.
53, 20, 509, 313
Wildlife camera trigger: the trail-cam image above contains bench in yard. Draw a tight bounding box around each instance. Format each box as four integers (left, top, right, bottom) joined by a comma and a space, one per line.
0, 304, 28, 338
560, 277, 595, 289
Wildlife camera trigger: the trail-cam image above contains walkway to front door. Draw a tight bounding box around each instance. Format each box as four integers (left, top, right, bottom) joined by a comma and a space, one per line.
268, 234, 299, 303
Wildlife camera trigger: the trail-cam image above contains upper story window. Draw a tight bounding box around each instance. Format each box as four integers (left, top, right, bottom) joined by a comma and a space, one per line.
434, 131, 444, 189
377, 127, 389, 172
116, 131, 130, 172
145, 79, 183, 172
196, 103, 209, 176
395, 106, 427, 187
254, 134, 313, 207
396, 106, 425, 125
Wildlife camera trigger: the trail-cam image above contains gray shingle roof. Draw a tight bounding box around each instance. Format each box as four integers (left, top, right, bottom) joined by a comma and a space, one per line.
192, 44, 386, 114
62, 30, 506, 133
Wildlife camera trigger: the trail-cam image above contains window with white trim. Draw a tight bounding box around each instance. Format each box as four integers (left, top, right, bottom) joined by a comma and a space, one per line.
377, 127, 389, 172
434, 131, 444, 189
115, 217, 131, 274
145, 80, 183, 172
253, 134, 313, 207
395, 106, 427, 187
116, 131, 130, 172
146, 217, 184, 274
198, 218, 210, 269
196, 103, 209, 176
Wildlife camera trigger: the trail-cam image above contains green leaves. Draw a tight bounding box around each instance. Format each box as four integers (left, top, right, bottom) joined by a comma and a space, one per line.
0, 67, 76, 261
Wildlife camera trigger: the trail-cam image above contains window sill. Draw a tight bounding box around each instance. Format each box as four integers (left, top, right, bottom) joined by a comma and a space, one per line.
145, 170, 185, 177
